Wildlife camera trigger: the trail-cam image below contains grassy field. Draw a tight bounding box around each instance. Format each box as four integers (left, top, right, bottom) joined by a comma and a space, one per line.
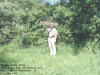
0, 42, 100, 75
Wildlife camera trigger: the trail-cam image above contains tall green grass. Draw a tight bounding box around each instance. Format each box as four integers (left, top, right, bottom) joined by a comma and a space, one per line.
0, 40, 100, 75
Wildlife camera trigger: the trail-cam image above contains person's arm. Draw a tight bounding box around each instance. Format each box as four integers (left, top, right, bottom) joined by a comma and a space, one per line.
46, 28, 49, 34
54, 29, 58, 37
54, 29, 58, 44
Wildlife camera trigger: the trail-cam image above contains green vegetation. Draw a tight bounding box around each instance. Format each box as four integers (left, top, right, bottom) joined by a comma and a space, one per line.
0, 0, 100, 75
0, 42, 100, 75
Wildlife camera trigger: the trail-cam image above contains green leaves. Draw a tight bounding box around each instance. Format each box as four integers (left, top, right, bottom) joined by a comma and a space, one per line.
0, 0, 100, 48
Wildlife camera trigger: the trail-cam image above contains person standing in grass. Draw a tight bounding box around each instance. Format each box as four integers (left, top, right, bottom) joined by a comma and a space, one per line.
46, 23, 58, 56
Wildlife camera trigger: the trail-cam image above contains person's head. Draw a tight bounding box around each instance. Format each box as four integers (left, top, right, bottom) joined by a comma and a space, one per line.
50, 23, 54, 28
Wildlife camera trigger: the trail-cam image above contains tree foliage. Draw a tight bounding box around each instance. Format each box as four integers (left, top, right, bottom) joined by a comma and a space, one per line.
0, 0, 100, 49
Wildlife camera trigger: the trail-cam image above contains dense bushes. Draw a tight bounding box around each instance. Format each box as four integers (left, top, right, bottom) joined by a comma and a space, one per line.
0, 0, 100, 49
0, 3, 17, 45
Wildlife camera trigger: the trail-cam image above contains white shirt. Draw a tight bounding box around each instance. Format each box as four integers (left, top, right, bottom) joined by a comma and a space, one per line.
47, 28, 58, 38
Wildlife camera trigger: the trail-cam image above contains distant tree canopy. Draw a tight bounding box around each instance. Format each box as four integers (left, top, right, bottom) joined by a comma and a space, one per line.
0, 0, 100, 47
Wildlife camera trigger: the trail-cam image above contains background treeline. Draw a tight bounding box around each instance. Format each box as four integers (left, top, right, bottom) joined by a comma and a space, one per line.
0, 0, 100, 52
